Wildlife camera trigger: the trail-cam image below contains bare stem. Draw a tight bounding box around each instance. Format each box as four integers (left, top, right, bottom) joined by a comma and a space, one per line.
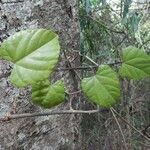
0, 109, 102, 121
84, 55, 99, 66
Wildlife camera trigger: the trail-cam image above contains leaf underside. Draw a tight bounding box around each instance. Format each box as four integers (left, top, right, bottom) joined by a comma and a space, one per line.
119, 46, 150, 80
32, 80, 65, 108
81, 65, 120, 108
0, 29, 60, 87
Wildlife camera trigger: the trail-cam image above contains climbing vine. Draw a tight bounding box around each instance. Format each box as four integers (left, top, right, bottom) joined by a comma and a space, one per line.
0, 29, 150, 109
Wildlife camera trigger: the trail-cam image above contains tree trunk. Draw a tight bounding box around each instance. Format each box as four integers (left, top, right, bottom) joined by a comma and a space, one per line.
0, 0, 81, 149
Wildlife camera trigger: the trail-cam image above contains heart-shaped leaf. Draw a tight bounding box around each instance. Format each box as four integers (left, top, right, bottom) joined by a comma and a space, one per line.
32, 80, 65, 108
0, 29, 60, 87
119, 46, 150, 79
81, 65, 120, 108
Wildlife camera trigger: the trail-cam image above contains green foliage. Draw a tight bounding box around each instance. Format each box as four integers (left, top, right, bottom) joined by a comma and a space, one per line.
0, 29, 64, 109
0, 28, 149, 110
0, 29, 60, 87
119, 46, 150, 79
81, 65, 120, 108
32, 80, 65, 108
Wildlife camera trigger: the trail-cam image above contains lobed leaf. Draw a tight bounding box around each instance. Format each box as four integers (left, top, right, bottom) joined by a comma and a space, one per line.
81, 65, 120, 108
32, 80, 65, 108
119, 46, 150, 79
0, 29, 60, 87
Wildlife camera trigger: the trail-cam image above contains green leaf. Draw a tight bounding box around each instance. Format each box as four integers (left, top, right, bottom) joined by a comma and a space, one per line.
32, 80, 65, 108
119, 46, 150, 79
81, 65, 120, 108
0, 29, 60, 87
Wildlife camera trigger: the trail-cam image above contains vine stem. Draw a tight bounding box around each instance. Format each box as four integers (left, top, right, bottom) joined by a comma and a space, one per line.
110, 107, 128, 150
0, 109, 101, 121
0, 62, 122, 80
